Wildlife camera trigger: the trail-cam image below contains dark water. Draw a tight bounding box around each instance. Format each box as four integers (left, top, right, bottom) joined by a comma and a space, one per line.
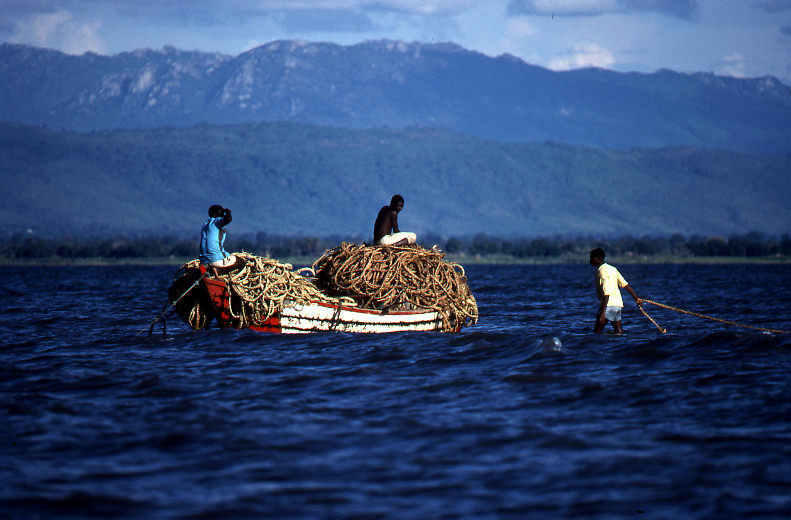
1, 263, 790, 519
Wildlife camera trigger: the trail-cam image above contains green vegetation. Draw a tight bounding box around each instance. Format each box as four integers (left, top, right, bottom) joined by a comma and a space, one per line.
1, 122, 790, 239
2, 232, 789, 265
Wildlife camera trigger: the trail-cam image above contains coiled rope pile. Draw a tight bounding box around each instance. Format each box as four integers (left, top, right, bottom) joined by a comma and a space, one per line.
168, 246, 478, 332
170, 252, 349, 329
311, 242, 478, 331
225, 252, 359, 328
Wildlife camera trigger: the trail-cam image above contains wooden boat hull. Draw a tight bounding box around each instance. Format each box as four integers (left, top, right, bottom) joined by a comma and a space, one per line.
202, 275, 448, 334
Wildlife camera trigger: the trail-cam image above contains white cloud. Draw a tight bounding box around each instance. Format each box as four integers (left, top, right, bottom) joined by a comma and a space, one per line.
547, 42, 615, 70
718, 53, 747, 77
505, 16, 537, 39
244, 0, 475, 15
755, 0, 791, 13
379, 0, 478, 15
508, 0, 698, 19
528, 0, 618, 14
497, 15, 538, 56
8, 9, 105, 54
23, 9, 71, 43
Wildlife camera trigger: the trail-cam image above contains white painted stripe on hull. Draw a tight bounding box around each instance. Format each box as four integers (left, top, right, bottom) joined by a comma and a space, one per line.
279, 302, 442, 333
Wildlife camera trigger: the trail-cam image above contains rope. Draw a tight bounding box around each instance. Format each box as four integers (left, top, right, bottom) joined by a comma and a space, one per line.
312, 243, 478, 331
145, 272, 206, 335
642, 299, 789, 334
164, 246, 477, 332
638, 305, 666, 334
208, 252, 355, 329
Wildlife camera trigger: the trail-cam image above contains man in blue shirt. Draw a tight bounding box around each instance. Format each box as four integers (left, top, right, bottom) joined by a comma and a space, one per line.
200, 204, 240, 276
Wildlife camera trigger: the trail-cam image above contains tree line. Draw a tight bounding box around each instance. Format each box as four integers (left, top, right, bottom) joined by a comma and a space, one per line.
2, 232, 790, 262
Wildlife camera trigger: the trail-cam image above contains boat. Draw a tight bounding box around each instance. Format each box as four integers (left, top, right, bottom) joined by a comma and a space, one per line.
159, 247, 477, 335
200, 266, 451, 333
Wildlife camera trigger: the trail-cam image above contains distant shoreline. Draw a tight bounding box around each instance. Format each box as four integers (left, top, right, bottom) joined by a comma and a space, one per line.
2, 254, 789, 267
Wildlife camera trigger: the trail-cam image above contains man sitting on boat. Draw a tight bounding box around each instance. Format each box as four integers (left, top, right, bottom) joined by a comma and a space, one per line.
373, 194, 417, 246
199, 204, 242, 276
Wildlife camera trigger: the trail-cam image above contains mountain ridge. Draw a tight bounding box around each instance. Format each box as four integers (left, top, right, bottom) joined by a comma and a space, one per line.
1, 40, 789, 153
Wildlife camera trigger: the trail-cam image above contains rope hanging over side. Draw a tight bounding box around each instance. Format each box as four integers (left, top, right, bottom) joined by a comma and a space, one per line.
642, 299, 789, 334
312, 242, 478, 331
166, 263, 216, 331
145, 272, 206, 335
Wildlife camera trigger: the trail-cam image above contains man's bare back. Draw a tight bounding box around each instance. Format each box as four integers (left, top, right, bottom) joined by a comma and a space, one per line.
372, 194, 416, 246
374, 205, 400, 243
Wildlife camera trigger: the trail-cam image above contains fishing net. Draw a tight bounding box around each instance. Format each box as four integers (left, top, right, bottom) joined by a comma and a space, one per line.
311, 242, 478, 331
170, 252, 346, 329
219, 252, 353, 328
169, 245, 478, 332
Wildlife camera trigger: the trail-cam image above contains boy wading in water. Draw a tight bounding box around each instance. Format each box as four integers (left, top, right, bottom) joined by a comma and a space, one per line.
589, 248, 643, 334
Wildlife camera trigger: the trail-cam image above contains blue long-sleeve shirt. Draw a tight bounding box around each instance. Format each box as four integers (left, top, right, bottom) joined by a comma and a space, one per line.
199, 216, 230, 264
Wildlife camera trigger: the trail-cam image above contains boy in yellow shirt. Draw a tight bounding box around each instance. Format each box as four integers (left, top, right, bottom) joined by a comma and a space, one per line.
589, 248, 643, 333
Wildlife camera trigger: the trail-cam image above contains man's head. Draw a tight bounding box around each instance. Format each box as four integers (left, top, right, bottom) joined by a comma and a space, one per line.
589, 248, 605, 267
390, 194, 404, 212
208, 204, 224, 218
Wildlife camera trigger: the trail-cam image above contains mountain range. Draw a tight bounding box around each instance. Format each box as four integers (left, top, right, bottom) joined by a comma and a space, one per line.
2, 122, 788, 239
1, 40, 790, 154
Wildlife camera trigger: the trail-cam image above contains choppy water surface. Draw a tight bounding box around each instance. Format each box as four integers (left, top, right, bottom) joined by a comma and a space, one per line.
1, 263, 790, 519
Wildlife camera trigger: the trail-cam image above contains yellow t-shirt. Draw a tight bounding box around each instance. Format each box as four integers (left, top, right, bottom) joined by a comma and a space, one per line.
596, 263, 628, 308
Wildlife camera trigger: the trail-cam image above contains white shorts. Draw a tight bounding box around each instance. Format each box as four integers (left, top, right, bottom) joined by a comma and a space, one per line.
209, 255, 237, 268
604, 306, 622, 322
377, 232, 417, 246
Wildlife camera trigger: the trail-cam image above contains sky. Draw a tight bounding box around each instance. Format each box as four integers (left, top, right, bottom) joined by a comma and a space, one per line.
1, 0, 791, 84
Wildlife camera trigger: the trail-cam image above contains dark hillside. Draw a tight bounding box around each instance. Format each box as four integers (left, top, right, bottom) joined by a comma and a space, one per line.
1, 122, 788, 238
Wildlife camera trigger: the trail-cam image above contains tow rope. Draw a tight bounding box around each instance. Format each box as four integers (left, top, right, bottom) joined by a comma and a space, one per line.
144, 273, 207, 335
641, 299, 789, 335
638, 304, 666, 333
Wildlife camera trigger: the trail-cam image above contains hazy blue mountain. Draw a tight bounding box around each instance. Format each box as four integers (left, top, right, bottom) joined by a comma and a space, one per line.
1, 122, 788, 239
1, 41, 789, 153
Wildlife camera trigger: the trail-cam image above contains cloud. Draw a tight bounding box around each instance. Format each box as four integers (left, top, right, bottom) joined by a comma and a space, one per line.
1, 0, 478, 24
265, 1, 476, 39
1, 0, 476, 37
260, 1, 477, 16
277, 9, 375, 33
0, 0, 474, 20
717, 53, 747, 77
494, 15, 538, 57
755, 0, 791, 13
547, 42, 615, 70
0, 0, 61, 16
507, 0, 699, 20
6, 9, 105, 54
505, 17, 538, 40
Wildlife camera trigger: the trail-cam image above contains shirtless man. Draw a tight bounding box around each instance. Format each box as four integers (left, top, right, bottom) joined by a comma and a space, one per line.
373, 194, 417, 246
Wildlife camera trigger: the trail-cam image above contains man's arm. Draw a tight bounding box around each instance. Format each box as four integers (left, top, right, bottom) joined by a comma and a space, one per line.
624, 284, 642, 306
598, 294, 609, 325
218, 208, 232, 227
390, 210, 400, 234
